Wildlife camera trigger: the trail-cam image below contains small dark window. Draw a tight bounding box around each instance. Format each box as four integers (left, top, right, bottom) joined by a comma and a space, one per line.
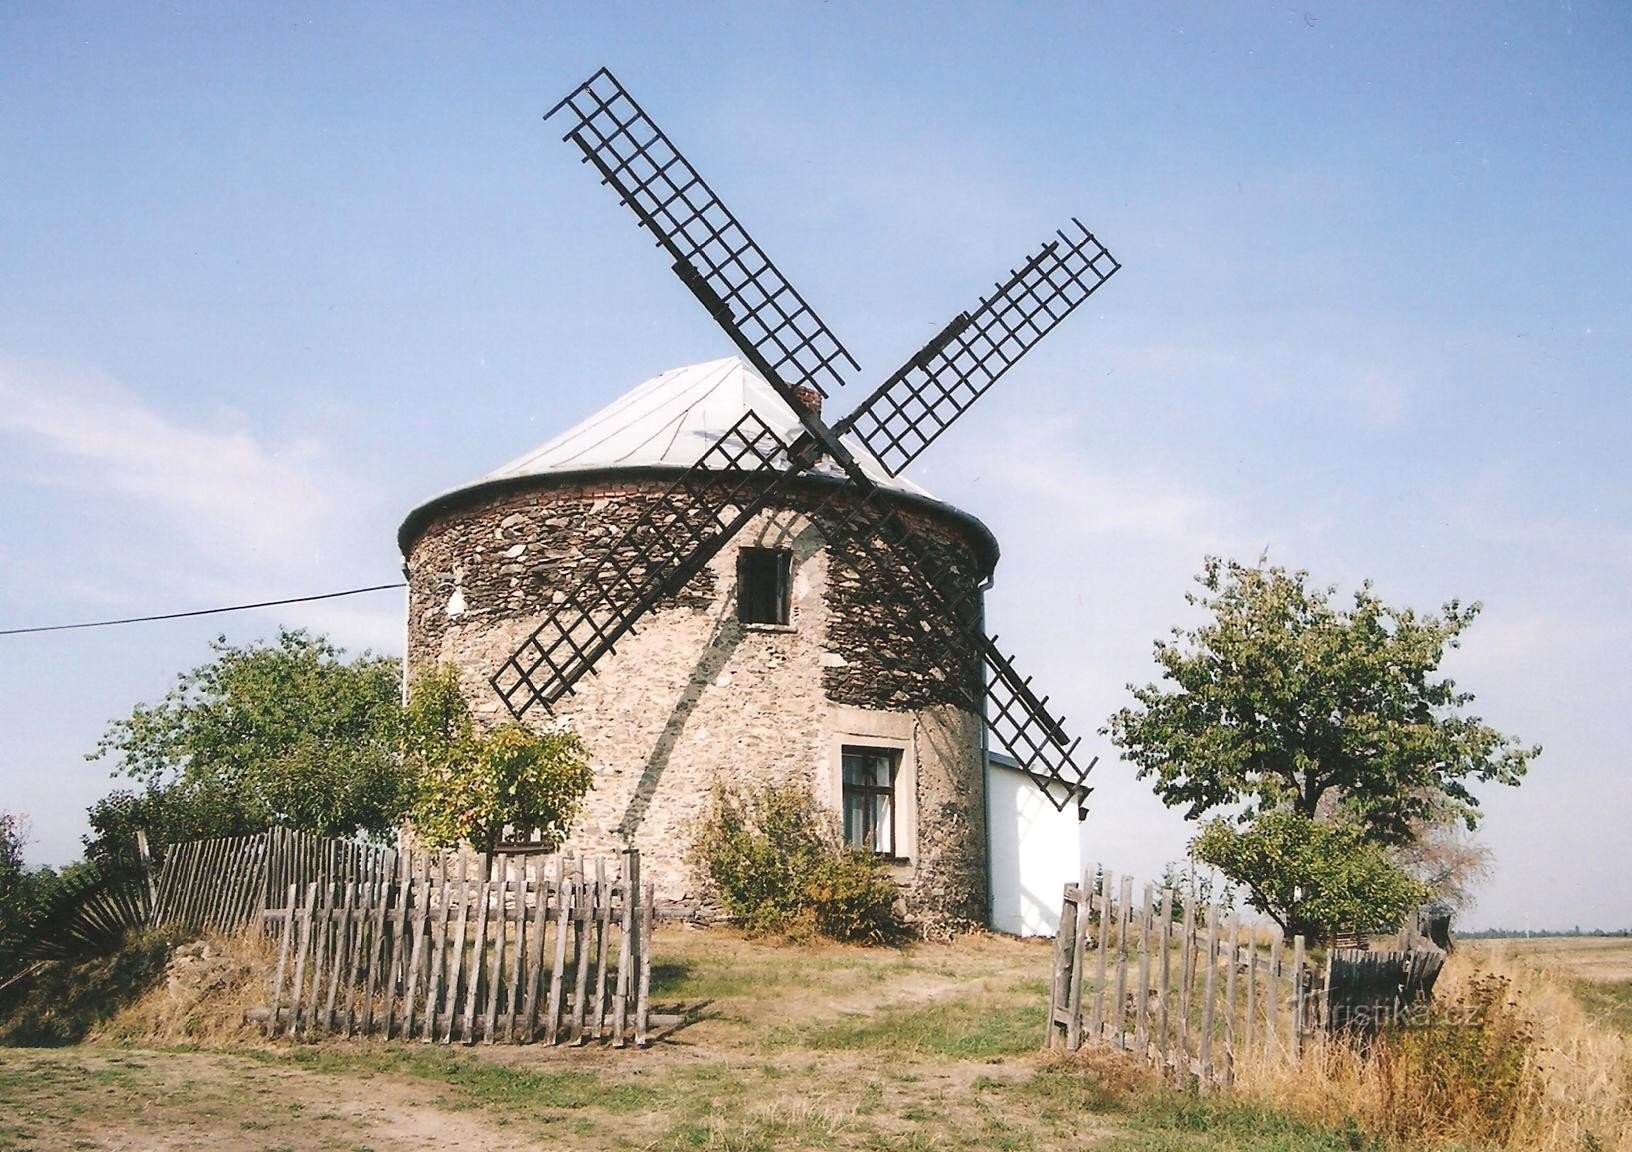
737, 547, 792, 625
842, 746, 899, 856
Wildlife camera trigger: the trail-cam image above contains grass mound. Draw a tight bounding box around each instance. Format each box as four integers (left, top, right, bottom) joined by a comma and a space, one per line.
0, 929, 176, 1046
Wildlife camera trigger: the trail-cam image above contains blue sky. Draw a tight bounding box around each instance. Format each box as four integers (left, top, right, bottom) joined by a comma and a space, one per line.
2, 3, 1626, 930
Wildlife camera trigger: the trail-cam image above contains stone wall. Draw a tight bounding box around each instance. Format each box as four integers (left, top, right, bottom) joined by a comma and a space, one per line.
401, 471, 993, 927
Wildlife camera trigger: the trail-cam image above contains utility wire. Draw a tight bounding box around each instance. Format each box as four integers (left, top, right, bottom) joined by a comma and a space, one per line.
0, 583, 406, 637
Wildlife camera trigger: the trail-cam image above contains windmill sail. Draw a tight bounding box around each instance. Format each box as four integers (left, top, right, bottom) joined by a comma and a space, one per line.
547, 67, 858, 397
836, 220, 1120, 475
523, 67, 1110, 808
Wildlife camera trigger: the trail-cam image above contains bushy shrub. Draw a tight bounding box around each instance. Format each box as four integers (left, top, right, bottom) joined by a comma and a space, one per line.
806, 850, 902, 944
692, 781, 901, 943
1375, 972, 1539, 1147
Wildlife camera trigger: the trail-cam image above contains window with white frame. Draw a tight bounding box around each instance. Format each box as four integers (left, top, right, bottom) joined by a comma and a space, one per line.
842, 745, 898, 856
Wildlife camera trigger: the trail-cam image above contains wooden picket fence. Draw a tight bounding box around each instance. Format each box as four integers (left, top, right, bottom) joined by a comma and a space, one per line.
151, 829, 395, 934
1046, 870, 1318, 1087
262, 850, 654, 1047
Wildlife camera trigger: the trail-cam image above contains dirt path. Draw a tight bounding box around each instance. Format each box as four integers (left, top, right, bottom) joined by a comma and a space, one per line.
0, 1047, 533, 1152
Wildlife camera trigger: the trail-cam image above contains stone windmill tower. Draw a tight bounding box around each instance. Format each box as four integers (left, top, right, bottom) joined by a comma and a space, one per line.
400, 357, 1000, 921
398, 69, 1118, 927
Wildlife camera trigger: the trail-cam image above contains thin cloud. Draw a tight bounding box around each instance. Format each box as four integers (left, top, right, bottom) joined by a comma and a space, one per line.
0, 356, 335, 567
0, 354, 399, 653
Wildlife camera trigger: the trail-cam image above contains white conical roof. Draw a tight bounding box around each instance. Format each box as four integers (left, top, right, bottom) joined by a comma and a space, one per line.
399, 356, 997, 569
485, 357, 931, 498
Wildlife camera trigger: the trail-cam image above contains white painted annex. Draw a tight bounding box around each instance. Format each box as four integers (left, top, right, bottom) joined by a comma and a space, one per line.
987, 751, 1093, 937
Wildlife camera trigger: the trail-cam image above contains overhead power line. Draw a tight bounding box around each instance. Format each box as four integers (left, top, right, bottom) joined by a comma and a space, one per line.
0, 583, 406, 637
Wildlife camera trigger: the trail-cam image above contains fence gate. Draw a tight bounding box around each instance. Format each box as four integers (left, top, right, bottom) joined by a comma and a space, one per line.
1046, 870, 1317, 1087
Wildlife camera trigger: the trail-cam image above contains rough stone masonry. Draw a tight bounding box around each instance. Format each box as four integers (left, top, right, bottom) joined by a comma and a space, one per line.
400, 469, 999, 929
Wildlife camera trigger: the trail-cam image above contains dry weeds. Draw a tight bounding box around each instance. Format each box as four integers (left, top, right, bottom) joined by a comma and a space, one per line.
1227, 943, 1632, 1151
94, 930, 273, 1046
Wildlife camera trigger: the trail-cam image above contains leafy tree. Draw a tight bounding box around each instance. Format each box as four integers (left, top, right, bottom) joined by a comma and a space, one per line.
404, 667, 594, 865
87, 630, 407, 856
85, 784, 263, 871
1108, 557, 1538, 846
1193, 811, 1427, 939
1, 813, 35, 970
1, 813, 67, 981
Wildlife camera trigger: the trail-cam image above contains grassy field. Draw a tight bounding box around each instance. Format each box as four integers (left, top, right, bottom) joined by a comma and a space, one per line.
1465, 935, 1632, 1035
0, 924, 1373, 1152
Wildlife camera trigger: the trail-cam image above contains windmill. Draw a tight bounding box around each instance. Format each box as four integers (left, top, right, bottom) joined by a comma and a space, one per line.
490, 67, 1119, 812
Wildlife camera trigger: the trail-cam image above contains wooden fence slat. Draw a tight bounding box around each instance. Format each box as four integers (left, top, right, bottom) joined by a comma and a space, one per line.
1051, 877, 1081, 1049
570, 859, 593, 1044
462, 877, 491, 1045
1268, 933, 1283, 1061
1048, 880, 1074, 1046
1292, 935, 1306, 1059
1199, 904, 1220, 1088
423, 856, 453, 1043
1135, 881, 1153, 1055
151, 838, 177, 925
612, 853, 635, 1048
288, 881, 319, 1037
322, 882, 352, 1033
1244, 930, 1258, 1059
1112, 876, 1132, 1048
1177, 893, 1196, 1067
522, 859, 548, 1042
1156, 887, 1173, 1073
482, 855, 505, 1045
265, 883, 298, 1037
185, 838, 210, 931
378, 848, 411, 1037
343, 882, 370, 1036
1090, 871, 1111, 1042
546, 855, 572, 1045
1067, 869, 1093, 1049
182, 839, 208, 930
446, 860, 474, 1044
1224, 915, 1241, 1081
635, 879, 654, 1047
591, 858, 612, 1041
509, 858, 529, 1041
398, 858, 427, 1039
361, 871, 391, 1036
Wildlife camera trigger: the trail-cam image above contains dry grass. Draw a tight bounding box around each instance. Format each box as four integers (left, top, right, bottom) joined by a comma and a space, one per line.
1227, 944, 1632, 1151
9, 924, 1628, 1151
94, 930, 273, 1046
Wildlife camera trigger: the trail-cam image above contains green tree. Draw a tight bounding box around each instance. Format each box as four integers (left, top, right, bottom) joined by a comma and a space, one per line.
404, 667, 594, 865
1, 813, 35, 971
1192, 812, 1427, 939
87, 630, 407, 857
0, 813, 68, 981
1108, 557, 1537, 846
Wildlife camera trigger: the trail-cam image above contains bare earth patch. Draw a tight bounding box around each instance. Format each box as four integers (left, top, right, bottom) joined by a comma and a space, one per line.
0, 1047, 519, 1151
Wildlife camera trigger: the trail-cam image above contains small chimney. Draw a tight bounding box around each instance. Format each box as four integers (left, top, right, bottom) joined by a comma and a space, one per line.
793, 384, 822, 418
